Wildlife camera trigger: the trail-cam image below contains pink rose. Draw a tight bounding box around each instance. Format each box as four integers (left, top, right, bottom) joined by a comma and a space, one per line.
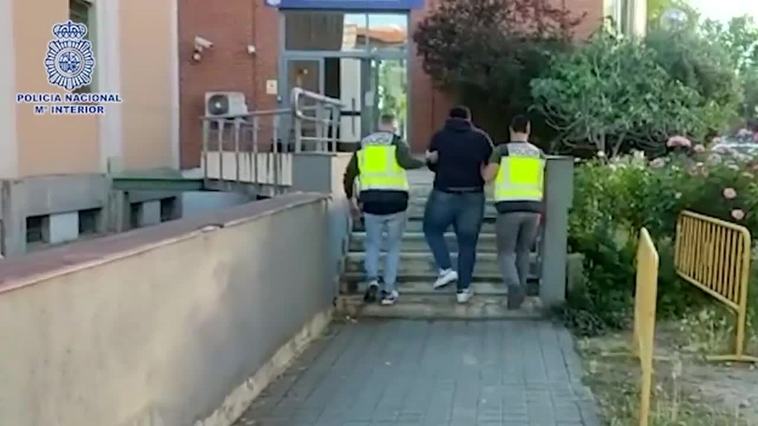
667, 136, 692, 148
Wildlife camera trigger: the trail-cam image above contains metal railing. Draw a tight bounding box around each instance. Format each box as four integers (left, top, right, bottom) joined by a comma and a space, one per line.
291, 87, 343, 153
634, 228, 659, 426
674, 210, 758, 363
201, 88, 344, 193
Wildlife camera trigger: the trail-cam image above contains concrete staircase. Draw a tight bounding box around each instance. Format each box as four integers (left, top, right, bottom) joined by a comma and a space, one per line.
338, 172, 544, 320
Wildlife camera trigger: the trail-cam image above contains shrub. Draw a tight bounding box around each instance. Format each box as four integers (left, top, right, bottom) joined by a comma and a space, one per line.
565, 151, 758, 336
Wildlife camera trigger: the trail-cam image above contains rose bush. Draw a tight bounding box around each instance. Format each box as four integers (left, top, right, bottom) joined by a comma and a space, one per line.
565, 150, 758, 336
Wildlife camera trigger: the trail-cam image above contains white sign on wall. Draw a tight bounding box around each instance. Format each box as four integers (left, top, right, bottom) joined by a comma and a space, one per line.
266, 80, 278, 95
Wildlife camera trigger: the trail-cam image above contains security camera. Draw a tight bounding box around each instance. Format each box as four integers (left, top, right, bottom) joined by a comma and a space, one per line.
194, 36, 213, 51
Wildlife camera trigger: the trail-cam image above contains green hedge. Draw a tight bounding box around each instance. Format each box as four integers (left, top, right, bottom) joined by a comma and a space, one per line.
564, 151, 758, 336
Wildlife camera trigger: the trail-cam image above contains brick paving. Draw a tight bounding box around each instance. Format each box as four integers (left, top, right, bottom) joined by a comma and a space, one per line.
235, 320, 601, 426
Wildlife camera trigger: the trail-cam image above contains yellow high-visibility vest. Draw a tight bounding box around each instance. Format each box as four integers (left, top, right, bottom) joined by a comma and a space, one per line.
494, 144, 545, 202
357, 144, 409, 192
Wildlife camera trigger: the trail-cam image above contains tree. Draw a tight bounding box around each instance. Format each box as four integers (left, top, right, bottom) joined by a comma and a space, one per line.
413, 0, 584, 141
702, 16, 758, 121
645, 27, 742, 128
647, 0, 699, 30
531, 30, 725, 156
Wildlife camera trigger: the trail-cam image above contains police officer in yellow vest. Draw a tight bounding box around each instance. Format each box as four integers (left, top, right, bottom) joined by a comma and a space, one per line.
482, 115, 545, 310
343, 114, 426, 305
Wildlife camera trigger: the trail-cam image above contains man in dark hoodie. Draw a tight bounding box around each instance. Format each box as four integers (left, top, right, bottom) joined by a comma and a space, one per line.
344, 114, 426, 305
424, 106, 494, 304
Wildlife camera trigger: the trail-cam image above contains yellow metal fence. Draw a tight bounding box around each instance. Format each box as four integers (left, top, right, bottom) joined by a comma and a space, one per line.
674, 210, 758, 363
634, 228, 659, 426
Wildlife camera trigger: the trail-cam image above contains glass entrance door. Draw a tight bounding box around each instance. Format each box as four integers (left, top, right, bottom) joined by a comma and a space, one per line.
368, 58, 408, 141
283, 56, 408, 150
286, 58, 323, 94
279, 10, 411, 151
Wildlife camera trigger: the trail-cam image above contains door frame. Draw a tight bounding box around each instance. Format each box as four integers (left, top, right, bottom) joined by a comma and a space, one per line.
276, 10, 413, 144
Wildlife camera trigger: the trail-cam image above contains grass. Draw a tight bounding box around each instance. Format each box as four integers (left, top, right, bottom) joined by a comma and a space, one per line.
578, 331, 756, 426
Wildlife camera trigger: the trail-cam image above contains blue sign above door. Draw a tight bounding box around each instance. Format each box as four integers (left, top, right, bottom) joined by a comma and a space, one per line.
265, 0, 424, 10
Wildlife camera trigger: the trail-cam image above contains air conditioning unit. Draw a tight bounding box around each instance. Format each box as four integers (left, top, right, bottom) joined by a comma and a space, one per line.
205, 92, 249, 117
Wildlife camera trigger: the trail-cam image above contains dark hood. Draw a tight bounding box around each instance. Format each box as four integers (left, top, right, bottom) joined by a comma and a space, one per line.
444, 118, 473, 132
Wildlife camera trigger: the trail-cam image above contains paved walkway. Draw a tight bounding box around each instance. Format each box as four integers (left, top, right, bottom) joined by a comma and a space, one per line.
236, 320, 601, 426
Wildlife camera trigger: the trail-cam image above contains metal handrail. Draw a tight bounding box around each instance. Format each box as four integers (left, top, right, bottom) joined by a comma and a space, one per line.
291, 87, 343, 110
201, 87, 344, 191
291, 88, 343, 153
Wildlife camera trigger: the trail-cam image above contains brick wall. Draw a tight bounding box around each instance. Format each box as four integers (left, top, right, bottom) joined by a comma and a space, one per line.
178, 1, 280, 169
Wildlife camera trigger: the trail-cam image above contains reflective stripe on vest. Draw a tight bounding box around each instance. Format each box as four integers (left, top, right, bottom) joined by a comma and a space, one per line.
357, 145, 409, 192
494, 155, 545, 202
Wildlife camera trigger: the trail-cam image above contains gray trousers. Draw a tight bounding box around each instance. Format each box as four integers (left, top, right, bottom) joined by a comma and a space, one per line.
495, 212, 541, 289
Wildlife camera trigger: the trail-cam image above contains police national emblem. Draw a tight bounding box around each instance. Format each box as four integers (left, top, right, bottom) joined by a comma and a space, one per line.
44, 20, 96, 91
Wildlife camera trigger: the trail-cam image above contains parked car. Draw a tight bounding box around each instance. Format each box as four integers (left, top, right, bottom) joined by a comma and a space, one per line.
711, 132, 758, 161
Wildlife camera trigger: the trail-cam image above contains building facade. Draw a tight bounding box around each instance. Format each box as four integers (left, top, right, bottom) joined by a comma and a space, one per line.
0, 0, 181, 256
178, 0, 621, 164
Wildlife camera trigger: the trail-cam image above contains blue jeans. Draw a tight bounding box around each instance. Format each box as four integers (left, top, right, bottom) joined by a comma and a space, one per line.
423, 190, 485, 290
364, 212, 407, 292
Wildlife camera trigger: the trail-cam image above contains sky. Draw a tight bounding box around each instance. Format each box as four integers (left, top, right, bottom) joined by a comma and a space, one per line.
690, 0, 758, 22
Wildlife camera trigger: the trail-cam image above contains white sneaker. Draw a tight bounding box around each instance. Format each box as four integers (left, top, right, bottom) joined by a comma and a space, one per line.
456, 288, 474, 304
433, 269, 458, 289
381, 290, 400, 306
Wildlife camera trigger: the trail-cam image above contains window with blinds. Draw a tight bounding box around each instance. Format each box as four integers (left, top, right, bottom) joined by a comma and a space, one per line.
69, 0, 95, 93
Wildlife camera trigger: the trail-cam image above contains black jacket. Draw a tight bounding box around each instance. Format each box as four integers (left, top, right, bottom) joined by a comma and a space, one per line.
428, 119, 493, 192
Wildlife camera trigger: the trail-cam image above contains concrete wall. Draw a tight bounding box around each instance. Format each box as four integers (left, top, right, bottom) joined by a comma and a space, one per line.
0, 175, 110, 256
13, 0, 100, 177
0, 0, 18, 179
120, 0, 179, 170
10, 0, 178, 177
540, 157, 575, 307
292, 153, 353, 288
181, 191, 252, 219
0, 193, 335, 426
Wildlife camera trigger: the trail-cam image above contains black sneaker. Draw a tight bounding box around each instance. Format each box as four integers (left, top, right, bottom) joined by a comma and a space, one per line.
507, 284, 526, 310
364, 282, 380, 303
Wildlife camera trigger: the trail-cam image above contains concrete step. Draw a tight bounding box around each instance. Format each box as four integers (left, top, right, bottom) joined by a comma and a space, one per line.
357, 218, 497, 233
342, 275, 541, 296
344, 252, 540, 278
349, 232, 497, 253
355, 281, 508, 296
336, 293, 545, 320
